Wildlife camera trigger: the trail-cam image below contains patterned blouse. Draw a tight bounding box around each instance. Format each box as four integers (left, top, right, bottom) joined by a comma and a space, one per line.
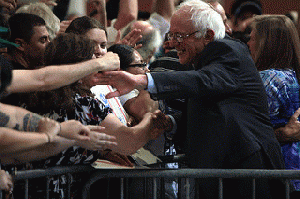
260, 68, 300, 190
40, 93, 112, 167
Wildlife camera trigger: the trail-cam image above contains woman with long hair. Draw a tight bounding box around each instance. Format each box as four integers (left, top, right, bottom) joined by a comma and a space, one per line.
248, 14, 300, 191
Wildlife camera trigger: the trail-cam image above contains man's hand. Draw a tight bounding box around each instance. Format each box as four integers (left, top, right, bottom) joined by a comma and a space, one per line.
75, 126, 117, 151
0, 0, 17, 12
96, 52, 120, 71
274, 108, 300, 142
115, 28, 143, 49
96, 71, 148, 98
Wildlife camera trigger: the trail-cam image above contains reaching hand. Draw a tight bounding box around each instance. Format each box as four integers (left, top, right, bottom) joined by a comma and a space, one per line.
76, 126, 117, 151
57, 20, 72, 35
0, 170, 13, 192
96, 52, 120, 71
60, 120, 93, 141
0, 0, 17, 12
96, 71, 148, 98
115, 28, 143, 49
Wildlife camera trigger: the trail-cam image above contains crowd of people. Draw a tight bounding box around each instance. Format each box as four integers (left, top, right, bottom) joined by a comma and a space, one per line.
0, 0, 300, 198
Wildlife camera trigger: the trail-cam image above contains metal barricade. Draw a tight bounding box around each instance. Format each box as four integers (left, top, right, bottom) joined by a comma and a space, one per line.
5, 165, 300, 199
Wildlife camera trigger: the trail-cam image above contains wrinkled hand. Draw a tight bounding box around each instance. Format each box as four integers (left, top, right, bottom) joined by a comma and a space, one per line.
115, 29, 142, 49
96, 71, 147, 98
0, 170, 13, 192
96, 52, 120, 72
101, 150, 134, 167
274, 108, 300, 142
76, 126, 117, 151
0, 0, 17, 12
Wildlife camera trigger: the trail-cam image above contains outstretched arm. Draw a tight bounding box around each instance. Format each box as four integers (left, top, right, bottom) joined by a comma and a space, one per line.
6, 52, 120, 93
113, 0, 138, 30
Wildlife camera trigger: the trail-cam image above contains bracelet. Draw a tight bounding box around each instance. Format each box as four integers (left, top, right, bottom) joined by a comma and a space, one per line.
45, 133, 51, 143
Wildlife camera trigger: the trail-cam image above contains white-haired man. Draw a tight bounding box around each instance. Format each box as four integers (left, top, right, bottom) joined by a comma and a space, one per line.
98, 0, 287, 198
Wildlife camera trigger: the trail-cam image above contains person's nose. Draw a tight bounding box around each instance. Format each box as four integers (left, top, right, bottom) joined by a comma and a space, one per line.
168, 38, 178, 48
94, 45, 106, 58
225, 23, 232, 35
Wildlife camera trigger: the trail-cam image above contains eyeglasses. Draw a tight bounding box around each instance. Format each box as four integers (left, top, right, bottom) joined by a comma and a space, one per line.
166, 30, 201, 42
128, 62, 147, 68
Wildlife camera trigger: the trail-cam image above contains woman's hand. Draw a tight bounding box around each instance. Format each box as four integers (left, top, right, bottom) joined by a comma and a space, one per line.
274, 108, 300, 142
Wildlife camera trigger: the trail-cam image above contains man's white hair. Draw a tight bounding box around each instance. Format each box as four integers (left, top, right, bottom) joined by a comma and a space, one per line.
178, 0, 225, 40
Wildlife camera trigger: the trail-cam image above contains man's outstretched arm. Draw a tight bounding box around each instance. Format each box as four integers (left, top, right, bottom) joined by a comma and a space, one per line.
6, 52, 120, 93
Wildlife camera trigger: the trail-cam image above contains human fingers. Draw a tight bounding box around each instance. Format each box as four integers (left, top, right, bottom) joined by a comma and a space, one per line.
290, 108, 300, 122
114, 30, 121, 44
0, 0, 15, 11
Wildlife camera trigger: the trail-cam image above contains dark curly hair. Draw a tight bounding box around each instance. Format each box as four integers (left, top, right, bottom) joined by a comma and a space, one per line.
23, 33, 95, 115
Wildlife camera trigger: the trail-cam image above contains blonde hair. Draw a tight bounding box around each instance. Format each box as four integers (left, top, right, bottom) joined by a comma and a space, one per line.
251, 15, 300, 75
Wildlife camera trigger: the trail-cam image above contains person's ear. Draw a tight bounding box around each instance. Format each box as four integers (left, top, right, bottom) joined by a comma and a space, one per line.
204, 29, 215, 45
14, 38, 26, 52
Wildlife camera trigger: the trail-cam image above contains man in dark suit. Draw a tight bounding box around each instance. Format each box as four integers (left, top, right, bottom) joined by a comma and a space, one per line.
99, 0, 287, 198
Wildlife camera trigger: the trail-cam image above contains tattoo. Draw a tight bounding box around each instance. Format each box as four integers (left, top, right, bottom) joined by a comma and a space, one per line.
23, 113, 43, 132
0, 112, 10, 127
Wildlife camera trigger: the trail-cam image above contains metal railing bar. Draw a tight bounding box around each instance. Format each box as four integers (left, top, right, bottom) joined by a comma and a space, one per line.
252, 179, 255, 199
153, 177, 157, 199
285, 179, 290, 199
218, 178, 223, 199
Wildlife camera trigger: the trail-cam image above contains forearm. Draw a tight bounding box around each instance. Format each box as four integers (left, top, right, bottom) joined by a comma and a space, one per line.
0, 102, 44, 131
7, 59, 101, 93
10, 136, 76, 163
0, 127, 50, 154
124, 91, 159, 121
154, 0, 175, 21
89, 0, 107, 29
113, 0, 137, 30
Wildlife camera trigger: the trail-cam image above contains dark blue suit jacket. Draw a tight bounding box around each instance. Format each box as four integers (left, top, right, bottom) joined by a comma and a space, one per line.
150, 37, 284, 170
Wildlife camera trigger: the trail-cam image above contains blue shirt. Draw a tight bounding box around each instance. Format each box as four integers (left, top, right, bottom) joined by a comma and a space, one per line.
260, 68, 300, 190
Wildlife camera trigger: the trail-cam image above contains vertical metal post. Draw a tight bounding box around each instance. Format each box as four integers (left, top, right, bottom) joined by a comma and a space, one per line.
46, 177, 50, 199
153, 178, 157, 199
185, 178, 190, 199
120, 178, 124, 199
25, 179, 29, 199
252, 179, 256, 199
285, 179, 290, 199
218, 178, 223, 199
